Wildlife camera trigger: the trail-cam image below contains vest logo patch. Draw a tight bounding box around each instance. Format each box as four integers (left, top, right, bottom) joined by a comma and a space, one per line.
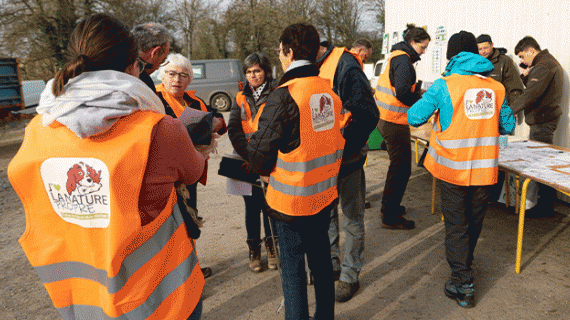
40, 158, 111, 228
464, 88, 495, 120
310, 93, 335, 132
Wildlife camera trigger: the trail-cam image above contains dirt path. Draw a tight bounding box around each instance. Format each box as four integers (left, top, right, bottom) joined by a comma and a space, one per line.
2, 115, 570, 319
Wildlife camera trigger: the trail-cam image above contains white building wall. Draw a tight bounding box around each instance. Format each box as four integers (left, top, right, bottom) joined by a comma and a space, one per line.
385, 0, 570, 147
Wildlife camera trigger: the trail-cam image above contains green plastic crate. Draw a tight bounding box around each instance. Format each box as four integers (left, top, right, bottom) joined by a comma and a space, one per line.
368, 127, 383, 150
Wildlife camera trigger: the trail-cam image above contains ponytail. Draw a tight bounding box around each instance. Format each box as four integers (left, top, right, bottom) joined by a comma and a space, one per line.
403, 23, 431, 43
52, 55, 89, 96
51, 13, 137, 97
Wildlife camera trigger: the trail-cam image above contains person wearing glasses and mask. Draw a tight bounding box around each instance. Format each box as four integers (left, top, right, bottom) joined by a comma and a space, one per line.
156, 53, 227, 279
227, 53, 278, 273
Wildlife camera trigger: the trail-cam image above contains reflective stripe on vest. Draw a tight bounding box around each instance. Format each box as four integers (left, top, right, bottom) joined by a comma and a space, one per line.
265, 76, 344, 216
374, 50, 416, 125
427, 145, 499, 170
34, 204, 195, 294
269, 149, 343, 196
424, 74, 504, 186
319, 47, 361, 129
10, 112, 204, 319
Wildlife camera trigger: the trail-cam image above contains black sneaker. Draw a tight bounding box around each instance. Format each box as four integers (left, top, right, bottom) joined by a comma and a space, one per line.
381, 216, 415, 230
444, 280, 475, 308
201, 267, 212, 279
335, 280, 360, 302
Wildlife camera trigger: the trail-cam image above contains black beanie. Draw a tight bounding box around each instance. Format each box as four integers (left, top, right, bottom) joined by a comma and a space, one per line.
476, 34, 492, 44
446, 31, 479, 60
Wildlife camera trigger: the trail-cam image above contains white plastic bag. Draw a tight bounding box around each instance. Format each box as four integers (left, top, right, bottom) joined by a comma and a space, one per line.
498, 174, 538, 210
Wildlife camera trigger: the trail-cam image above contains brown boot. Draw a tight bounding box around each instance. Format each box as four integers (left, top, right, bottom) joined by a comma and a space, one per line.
265, 236, 279, 270
246, 239, 262, 273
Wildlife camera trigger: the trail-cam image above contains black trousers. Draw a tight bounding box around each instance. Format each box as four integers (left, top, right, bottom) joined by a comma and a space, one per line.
377, 119, 411, 218
440, 180, 491, 285
530, 117, 560, 209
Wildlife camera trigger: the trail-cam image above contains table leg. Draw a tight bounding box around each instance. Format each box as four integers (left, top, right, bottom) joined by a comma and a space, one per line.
415, 139, 419, 164
505, 172, 510, 208
515, 178, 531, 274
515, 175, 520, 214
431, 177, 435, 214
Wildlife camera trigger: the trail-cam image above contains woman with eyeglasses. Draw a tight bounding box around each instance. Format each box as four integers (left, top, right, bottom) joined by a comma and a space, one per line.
9, 13, 207, 319
227, 52, 278, 273
155, 53, 227, 280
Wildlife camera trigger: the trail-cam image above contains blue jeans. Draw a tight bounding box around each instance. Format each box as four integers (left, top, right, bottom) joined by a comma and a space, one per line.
187, 297, 202, 320
328, 167, 366, 283
275, 206, 335, 320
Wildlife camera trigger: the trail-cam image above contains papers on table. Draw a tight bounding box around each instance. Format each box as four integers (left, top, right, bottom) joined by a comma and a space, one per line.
499, 141, 570, 189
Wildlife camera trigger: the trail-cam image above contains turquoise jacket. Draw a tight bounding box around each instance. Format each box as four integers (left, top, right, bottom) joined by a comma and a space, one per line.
408, 52, 515, 135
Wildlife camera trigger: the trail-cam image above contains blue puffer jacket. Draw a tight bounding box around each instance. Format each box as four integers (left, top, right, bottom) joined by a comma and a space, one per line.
407, 52, 515, 135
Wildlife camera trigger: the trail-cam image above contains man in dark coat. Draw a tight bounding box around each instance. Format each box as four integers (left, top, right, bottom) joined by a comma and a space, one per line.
131, 23, 171, 92
477, 34, 524, 106
511, 36, 564, 215
316, 41, 379, 303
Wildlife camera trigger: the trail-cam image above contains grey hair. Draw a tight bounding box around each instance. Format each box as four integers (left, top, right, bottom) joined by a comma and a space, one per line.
131, 23, 172, 53
158, 53, 194, 82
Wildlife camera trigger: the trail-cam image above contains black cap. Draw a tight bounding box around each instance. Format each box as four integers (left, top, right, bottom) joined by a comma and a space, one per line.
476, 34, 492, 44
446, 31, 479, 60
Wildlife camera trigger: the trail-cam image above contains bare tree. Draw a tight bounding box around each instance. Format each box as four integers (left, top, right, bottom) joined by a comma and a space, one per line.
365, 0, 385, 35
315, 0, 363, 47
172, 0, 214, 59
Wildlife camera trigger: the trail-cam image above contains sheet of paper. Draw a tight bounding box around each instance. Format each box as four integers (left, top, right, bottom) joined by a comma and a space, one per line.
508, 140, 548, 148
226, 178, 252, 196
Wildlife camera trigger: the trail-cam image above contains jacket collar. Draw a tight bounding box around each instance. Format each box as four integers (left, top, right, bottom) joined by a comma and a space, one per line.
531, 49, 550, 67
278, 64, 320, 86
315, 41, 335, 67
391, 41, 421, 63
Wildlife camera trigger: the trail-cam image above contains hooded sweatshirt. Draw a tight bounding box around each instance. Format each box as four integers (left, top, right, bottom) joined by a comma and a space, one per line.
407, 52, 515, 135
36, 70, 205, 223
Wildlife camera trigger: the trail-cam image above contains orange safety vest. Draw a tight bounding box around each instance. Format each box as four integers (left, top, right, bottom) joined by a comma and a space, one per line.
8, 111, 204, 319
424, 74, 505, 186
236, 91, 266, 141
264, 77, 345, 216
374, 50, 416, 125
319, 47, 362, 128
156, 83, 208, 117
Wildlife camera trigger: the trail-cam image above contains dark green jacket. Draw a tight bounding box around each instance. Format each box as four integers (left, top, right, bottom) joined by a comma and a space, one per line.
511, 49, 563, 126
487, 48, 524, 105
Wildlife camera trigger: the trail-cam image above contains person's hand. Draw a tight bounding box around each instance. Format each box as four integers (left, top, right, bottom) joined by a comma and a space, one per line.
240, 161, 254, 174
261, 176, 269, 183
213, 116, 227, 135
521, 67, 530, 77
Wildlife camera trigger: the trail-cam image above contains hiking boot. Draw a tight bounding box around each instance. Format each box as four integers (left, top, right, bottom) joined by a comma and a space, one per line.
381, 216, 415, 230
444, 280, 475, 308
265, 236, 279, 270
201, 267, 212, 279
333, 269, 341, 281
335, 280, 360, 302
246, 239, 263, 273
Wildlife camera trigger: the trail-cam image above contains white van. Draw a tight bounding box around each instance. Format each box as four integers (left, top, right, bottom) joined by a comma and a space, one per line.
369, 58, 386, 88
152, 59, 246, 112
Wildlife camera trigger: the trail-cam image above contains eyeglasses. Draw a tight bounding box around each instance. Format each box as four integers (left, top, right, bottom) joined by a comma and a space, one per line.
165, 70, 190, 79
245, 69, 263, 76
137, 57, 152, 74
